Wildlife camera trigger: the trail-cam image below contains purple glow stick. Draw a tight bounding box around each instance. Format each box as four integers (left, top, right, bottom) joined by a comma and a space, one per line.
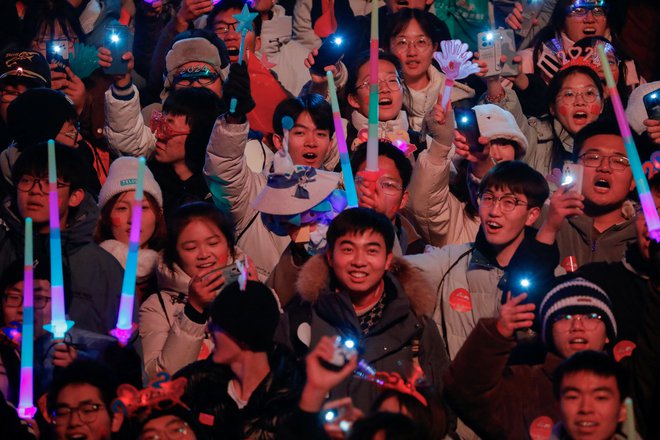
17, 217, 36, 419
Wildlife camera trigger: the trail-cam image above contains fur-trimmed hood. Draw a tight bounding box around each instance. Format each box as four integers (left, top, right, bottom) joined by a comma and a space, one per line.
295, 254, 436, 318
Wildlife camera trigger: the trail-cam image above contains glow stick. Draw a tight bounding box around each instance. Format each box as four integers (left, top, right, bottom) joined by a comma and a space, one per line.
17, 217, 36, 419
365, 0, 379, 173
229, 5, 258, 114
597, 44, 660, 241
110, 157, 146, 346
433, 40, 480, 109
326, 71, 358, 207
43, 140, 73, 339
624, 397, 636, 440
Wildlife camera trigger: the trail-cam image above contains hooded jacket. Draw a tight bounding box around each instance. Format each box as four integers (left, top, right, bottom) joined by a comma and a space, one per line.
0, 193, 124, 334
279, 255, 450, 412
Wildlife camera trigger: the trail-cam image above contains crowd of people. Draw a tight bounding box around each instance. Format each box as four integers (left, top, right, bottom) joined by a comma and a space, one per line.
0, 0, 659, 439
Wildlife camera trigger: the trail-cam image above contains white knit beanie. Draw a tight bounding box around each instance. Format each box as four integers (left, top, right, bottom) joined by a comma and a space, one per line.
98, 157, 163, 209
625, 81, 660, 135
473, 104, 529, 156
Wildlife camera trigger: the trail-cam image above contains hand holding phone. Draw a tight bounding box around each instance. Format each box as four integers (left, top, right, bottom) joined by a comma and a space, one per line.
516, 0, 544, 38
454, 108, 483, 153
643, 88, 660, 121
561, 163, 584, 194
103, 24, 133, 75
477, 29, 518, 77
47, 39, 70, 72
310, 34, 346, 76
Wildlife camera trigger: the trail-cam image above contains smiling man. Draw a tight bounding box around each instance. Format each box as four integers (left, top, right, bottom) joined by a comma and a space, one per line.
406, 161, 558, 358
280, 207, 449, 412
536, 119, 638, 268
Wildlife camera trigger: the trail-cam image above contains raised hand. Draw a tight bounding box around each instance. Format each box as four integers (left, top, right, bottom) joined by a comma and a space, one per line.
496, 292, 536, 339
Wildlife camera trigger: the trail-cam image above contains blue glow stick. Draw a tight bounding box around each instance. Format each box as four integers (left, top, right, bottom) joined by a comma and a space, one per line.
17, 217, 36, 419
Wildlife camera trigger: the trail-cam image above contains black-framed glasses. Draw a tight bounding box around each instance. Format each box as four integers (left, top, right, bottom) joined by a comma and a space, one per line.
578, 153, 630, 171
139, 421, 190, 440
214, 21, 238, 35
356, 76, 402, 92
16, 176, 70, 193
52, 402, 104, 425
567, 5, 607, 17
553, 313, 603, 331
479, 193, 528, 212
392, 36, 432, 53
3, 293, 51, 310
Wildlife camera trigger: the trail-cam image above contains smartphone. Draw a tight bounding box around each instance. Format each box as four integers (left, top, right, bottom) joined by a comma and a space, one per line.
562, 163, 584, 194
104, 24, 133, 75
46, 39, 69, 72
477, 29, 518, 77
310, 34, 346, 75
515, 0, 545, 38
454, 108, 482, 152
322, 398, 355, 433
221, 263, 241, 286
643, 88, 660, 121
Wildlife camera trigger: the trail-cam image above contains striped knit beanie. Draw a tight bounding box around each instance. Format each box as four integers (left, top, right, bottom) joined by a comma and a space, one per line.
539, 277, 617, 349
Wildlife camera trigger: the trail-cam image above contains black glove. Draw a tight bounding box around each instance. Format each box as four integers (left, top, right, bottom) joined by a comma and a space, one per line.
222, 63, 255, 117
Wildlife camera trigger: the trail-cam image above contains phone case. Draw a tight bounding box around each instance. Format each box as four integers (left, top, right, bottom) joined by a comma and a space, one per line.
643, 88, 660, 121
104, 25, 133, 75
47, 40, 69, 71
478, 30, 517, 77
562, 163, 584, 194
515, 0, 545, 38
454, 108, 482, 152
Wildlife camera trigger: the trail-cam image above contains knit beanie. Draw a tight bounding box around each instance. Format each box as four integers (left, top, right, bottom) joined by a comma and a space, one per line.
6, 88, 76, 150
210, 281, 281, 352
625, 81, 660, 135
98, 157, 163, 209
473, 104, 528, 156
539, 277, 617, 349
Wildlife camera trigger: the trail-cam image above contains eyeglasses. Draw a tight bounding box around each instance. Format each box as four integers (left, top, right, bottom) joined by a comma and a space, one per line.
173, 67, 220, 87
479, 193, 528, 212
567, 6, 607, 17
392, 36, 432, 53
214, 21, 238, 35
556, 87, 600, 104
16, 176, 70, 193
355, 175, 404, 196
578, 153, 630, 171
3, 293, 51, 310
553, 313, 603, 331
356, 76, 402, 92
52, 402, 104, 425
139, 421, 190, 440
150, 111, 191, 140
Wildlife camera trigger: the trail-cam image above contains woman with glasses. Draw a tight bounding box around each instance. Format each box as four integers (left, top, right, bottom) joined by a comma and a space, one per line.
345, 51, 425, 156
385, 9, 476, 132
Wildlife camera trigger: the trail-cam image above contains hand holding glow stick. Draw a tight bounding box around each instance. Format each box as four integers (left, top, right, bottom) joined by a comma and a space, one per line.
434, 40, 481, 109
110, 157, 146, 346
327, 71, 358, 207
229, 4, 258, 114
597, 44, 660, 241
43, 140, 74, 339
17, 217, 36, 419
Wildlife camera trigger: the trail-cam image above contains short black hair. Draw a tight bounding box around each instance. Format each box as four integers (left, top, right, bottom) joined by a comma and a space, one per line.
572, 118, 624, 160
47, 360, 119, 415
162, 87, 223, 175
350, 140, 413, 188
346, 50, 404, 97
478, 161, 549, 208
547, 65, 603, 111
347, 412, 432, 440
206, 0, 263, 36
163, 202, 236, 273
327, 207, 395, 253
272, 94, 334, 137
385, 9, 443, 47
553, 350, 628, 403
12, 141, 87, 191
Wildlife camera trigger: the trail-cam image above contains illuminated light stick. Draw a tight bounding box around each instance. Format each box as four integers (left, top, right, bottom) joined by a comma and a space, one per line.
43, 140, 74, 339
624, 397, 636, 440
597, 44, 660, 241
326, 71, 358, 208
110, 157, 146, 346
364, 0, 379, 176
17, 217, 36, 419
433, 40, 481, 109
229, 4, 258, 114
